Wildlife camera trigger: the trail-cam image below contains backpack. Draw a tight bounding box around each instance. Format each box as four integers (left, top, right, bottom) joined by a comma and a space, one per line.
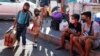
51, 12, 63, 21
17, 11, 31, 26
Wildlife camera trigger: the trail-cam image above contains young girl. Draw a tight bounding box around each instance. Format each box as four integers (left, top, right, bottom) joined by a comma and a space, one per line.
32, 8, 42, 47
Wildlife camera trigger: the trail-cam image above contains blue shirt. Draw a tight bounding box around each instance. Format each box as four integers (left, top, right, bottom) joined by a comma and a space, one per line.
40, 0, 50, 4
17, 11, 32, 24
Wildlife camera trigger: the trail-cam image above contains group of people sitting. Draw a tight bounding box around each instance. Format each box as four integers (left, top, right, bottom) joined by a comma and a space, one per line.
56, 11, 100, 56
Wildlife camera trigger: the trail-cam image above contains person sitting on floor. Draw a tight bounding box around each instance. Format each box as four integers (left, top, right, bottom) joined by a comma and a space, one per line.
70, 11, 100, 56
56, 14, 82, 50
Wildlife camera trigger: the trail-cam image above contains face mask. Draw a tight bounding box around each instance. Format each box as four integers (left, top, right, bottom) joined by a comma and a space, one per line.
35, 14, 39, 17
34, 11, 40, 17
23, 9, 28, 12
82, 19, 86, 23
71, 19, 75, 24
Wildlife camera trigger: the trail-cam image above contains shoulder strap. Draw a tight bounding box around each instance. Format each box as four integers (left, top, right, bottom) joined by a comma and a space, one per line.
16, 11, 22, 24
88, 21, 93, 35
24, 11, 32, 24
23, 12, 29, 24
17, 10, 21, 20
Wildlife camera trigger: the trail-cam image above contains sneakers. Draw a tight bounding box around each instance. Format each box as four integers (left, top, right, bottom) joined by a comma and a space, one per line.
33, 44, 37, 48
16, 42, 26, 49
33, 42, 38, 48
22, 45, 26, 49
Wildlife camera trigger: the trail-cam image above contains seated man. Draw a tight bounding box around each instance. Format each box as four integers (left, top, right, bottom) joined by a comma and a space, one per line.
71, 11, 100, 56
56, 14, 82, 50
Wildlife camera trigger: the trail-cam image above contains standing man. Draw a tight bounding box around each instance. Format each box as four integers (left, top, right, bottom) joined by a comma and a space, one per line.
13, 2, 32, 49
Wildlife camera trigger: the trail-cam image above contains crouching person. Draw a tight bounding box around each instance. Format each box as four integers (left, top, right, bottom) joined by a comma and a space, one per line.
71, 11, 100, 56
56, 14, 82, 50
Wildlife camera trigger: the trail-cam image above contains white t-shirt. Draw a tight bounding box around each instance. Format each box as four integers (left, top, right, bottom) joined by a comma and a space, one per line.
83, 21, 100, 38
83, 21, 100, 48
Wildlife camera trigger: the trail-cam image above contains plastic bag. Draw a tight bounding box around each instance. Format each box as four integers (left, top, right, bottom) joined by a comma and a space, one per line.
59, 20, 69, 31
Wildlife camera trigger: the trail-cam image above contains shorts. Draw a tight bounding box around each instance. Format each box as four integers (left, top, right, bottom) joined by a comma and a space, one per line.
65, 36, 70, 41
92, 39, 100, 49
64, 33, 71, 41
81, 39, 100, 49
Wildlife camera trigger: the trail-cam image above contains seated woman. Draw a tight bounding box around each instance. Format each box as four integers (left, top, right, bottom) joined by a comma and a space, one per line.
56, 14, 82, 50
70, 11, 100, 56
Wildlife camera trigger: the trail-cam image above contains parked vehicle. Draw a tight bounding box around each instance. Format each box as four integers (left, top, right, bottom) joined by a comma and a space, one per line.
0, 0, 36, 20
94, 12, 100, 25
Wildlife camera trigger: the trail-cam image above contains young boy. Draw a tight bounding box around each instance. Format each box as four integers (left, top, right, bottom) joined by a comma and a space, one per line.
56, 14, 82, 50
13, 3, 32, 49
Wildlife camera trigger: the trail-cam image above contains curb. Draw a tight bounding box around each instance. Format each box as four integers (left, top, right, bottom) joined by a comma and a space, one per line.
27, 29, 70, 50
8, 25, 100, 56
27, 29, 100, 56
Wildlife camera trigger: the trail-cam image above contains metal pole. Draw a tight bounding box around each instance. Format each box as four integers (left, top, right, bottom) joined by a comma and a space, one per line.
61, 0, 63, 13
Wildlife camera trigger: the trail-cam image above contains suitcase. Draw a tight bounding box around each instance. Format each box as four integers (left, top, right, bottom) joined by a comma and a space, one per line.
4, 29, 16, 47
